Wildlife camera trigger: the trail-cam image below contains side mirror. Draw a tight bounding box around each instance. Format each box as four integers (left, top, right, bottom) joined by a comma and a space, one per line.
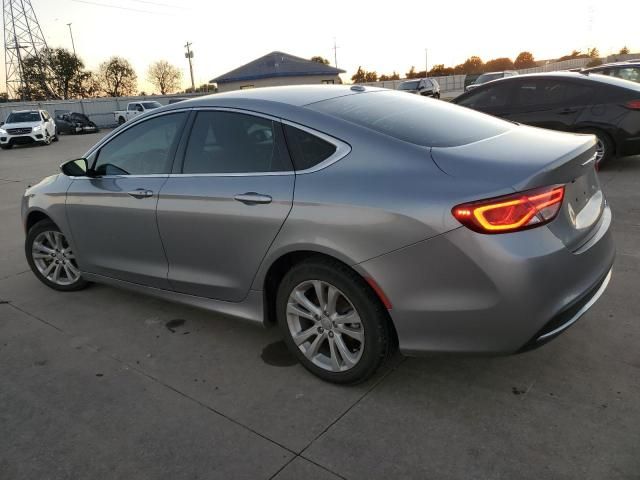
60, 158, 91, 177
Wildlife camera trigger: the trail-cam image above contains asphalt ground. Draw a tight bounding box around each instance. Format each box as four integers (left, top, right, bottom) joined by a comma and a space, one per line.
1, 131, 638, 479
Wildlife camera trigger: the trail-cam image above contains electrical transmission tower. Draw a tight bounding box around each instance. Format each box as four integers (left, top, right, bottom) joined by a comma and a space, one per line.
3, 0, 54, 100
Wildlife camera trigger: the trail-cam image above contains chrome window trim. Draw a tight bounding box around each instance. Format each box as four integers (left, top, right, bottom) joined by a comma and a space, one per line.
81, 106, 351, 179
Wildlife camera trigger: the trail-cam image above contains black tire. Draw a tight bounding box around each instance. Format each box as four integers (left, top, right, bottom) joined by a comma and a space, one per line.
25, 219, 88, 292
0, 144, 11, 150
276, 257, 391, 384
52, 133, 59, 142
580, 128, 614, 168
118, 116, 125, 125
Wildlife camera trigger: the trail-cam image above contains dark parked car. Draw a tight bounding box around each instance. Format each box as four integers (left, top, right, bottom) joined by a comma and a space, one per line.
465, 71, 518, 91
453, 72, 640, 166
397, 78, 440, 98
582, 61, 640, 84
55, 111, 99, 135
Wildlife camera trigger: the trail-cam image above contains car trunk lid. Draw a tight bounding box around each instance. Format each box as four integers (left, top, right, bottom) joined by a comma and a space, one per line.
431, 125, 604, 251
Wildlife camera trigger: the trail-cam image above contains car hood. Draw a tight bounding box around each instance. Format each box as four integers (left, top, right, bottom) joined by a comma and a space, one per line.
2, 121, 42, 130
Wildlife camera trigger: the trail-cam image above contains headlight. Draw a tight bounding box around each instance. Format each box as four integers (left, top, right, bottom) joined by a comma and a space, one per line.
0, 129, 6, 135
32, 125, 42, 131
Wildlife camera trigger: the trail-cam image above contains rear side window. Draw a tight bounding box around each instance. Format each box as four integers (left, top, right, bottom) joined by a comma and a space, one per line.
182, 111, 292, 174
310, 90, 512, 147
283, 124, 337, 171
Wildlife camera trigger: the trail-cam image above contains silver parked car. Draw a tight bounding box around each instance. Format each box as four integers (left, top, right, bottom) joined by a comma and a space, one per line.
466, 70, 519, 91
22, 86, 615, 384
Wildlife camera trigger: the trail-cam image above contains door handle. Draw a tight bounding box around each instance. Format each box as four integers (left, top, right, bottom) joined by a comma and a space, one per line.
127, 188, 154, 199
233, 192, 272, 205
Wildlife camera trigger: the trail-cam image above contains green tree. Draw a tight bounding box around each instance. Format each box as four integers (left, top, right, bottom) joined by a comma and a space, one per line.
485, 57, 515, 71
619, 46, 630, 55
587, 47, 600, 58
351, 66, 366, 83
97, 56, 137, 97
147, 60, 182, 95
514, 51, 536, 69
405, 66, 418, 79
364, 70, 378, 82
462, 56, 484, 74
310, 56, 330, 64
20, 48, 91, 100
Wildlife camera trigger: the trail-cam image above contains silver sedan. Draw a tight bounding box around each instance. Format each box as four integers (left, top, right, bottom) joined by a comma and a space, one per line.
21, 85, 615, 383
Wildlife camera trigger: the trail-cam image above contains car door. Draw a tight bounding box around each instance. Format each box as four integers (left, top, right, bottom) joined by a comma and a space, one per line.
65, 111, 188, 288
502, 79, 589, 131
156, 109, 295, 302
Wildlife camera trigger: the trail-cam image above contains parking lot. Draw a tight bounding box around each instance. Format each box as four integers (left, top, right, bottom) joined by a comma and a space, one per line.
1, 132, 639, 479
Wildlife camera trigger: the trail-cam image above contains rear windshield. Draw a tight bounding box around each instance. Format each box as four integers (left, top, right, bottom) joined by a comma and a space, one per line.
398, 81, 419, 90
142, 101, 162, 109
307, 90, 512, 147
476, 73, 503, 84
6, 112, 40, 123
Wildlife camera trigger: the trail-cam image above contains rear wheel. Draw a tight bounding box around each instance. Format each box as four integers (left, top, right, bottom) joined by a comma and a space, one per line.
580, 128, 614, 168
25, 219, 88, 292
276, 258, 390, 384
118, 116, 125, 125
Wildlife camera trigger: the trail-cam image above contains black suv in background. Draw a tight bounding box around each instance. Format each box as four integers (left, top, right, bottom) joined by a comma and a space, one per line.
453, 72, 640, 167
582, 61, 640, 84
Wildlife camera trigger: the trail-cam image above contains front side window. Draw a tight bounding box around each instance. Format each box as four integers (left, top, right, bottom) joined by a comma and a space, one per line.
398, 81, 419, 90
127, 104, 138, 111
93, 112, 186, 176
181, 111, 292, 174
141, 101, 162, 109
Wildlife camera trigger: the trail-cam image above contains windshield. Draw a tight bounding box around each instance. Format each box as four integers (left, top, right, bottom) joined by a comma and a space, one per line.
398, 81, 420, 90
6, 112, 40, 123
142, 101, 162, 109
475, 73, 503, 84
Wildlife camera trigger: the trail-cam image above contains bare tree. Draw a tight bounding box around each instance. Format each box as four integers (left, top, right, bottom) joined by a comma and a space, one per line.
97, 56, 137, 97
147, 60, 182, 95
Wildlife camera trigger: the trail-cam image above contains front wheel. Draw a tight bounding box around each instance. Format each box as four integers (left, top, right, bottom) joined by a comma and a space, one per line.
118, 116, 125, 125
25, 219, 88, 292
277, 258, 391, 384
0, 144, 11, 150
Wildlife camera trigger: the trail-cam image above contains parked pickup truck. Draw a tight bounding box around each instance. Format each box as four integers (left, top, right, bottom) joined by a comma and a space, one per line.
114, 101, 162, 125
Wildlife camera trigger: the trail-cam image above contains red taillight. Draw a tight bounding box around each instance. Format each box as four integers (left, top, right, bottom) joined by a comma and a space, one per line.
452, 185, 565, 234
625, 100, 640, 110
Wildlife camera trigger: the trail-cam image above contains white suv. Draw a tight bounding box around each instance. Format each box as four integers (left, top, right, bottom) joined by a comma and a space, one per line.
0, 109, 57, 149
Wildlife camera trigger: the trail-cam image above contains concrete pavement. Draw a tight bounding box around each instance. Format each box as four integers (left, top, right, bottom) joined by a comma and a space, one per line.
0, 132, 638, 479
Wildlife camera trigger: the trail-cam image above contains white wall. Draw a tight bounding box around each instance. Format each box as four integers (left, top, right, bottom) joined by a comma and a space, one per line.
0, 92, 208, 128
216, 75, 342, 92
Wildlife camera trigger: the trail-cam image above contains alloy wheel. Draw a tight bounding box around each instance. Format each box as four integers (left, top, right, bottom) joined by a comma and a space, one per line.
31, 230, 81, 286
594, 137, 605, 167
286, 280, 365, 372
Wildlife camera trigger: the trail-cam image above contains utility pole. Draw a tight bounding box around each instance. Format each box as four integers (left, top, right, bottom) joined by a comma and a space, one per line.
425, 48, 428, 77
333, 37, 339, 69
184, 41, 195, 92
67, 23, 76, 56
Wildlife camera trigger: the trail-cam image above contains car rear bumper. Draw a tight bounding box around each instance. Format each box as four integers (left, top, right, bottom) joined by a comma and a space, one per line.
356, 204, 615, 355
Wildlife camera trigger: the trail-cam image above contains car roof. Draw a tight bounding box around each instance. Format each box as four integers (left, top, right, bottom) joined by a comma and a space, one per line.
167, 85, 386, 109
11, 109, 40, 113
584, 61, 640, 70
479, 71, 640, 91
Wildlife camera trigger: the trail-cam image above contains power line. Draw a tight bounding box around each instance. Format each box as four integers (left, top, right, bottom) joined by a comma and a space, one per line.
69, 0, 172, 15
129, 0, 182, 8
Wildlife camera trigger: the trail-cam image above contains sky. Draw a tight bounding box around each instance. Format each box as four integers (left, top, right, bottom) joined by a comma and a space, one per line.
4, 0, 640, 93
